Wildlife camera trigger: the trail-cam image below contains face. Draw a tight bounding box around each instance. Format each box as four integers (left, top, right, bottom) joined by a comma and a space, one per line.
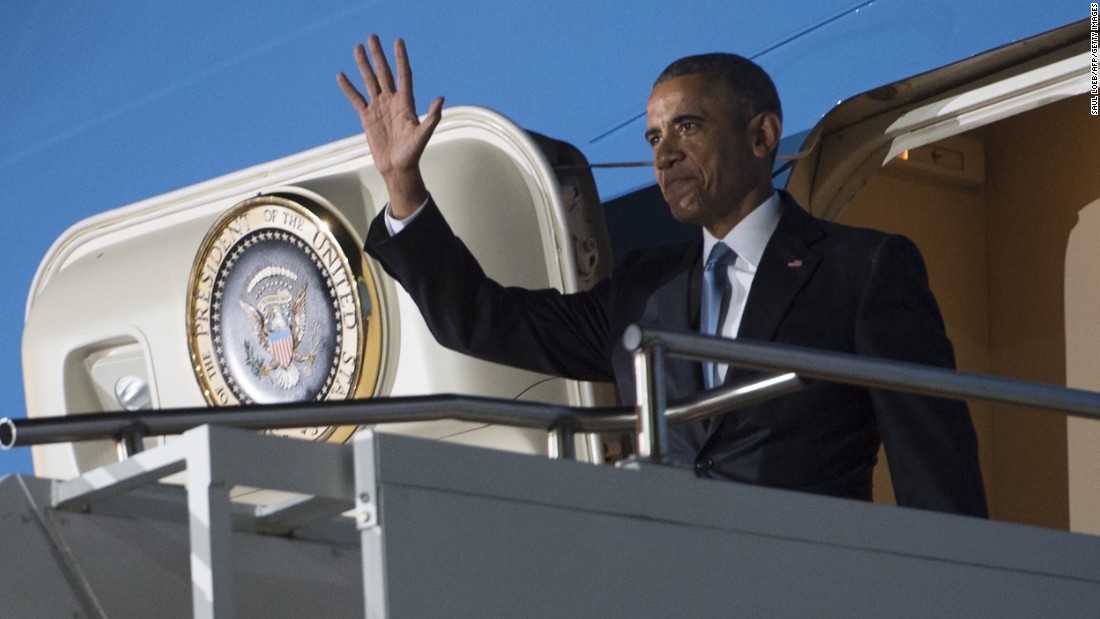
645, 75, 771, 234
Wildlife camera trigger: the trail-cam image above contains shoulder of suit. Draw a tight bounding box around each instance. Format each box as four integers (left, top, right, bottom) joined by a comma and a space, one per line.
812, 217, 892, 243
779, 202, 925, 268
599, 238, 700, 297
783, 200, 899, 247
615, 237, 698, 272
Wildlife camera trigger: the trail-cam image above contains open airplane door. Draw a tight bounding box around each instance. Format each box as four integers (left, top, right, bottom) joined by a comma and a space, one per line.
22, 106, 615, 480
785, 19, 1089, 219
783, 19, 1095, 527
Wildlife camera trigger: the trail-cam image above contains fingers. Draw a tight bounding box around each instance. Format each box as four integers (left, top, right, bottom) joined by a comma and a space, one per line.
395, 38, 413, 105
367, 34, 396, 94
336, 72, 368, 113
342, 35, 441, 125
354, 41, 380, 98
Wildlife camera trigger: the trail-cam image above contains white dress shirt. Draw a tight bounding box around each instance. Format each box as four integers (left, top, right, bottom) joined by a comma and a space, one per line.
383, 198, 429, 236
701, 191, 782, 383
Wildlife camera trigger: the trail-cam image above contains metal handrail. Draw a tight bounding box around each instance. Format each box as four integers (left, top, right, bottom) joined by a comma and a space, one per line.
623, 325, 1100, 463
0, 371, 805, 460
8, 323, 1092, 466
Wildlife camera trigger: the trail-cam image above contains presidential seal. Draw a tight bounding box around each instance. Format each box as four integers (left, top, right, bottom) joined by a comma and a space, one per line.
187, 192, 384, 443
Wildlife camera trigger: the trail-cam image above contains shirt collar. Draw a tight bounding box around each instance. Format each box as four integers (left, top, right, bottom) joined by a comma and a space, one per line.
702, 191, 782, 272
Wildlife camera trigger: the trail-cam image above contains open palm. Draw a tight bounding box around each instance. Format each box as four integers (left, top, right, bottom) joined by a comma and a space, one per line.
338, 35, 444, 216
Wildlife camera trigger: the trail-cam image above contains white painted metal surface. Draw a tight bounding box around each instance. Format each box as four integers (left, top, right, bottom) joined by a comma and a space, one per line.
23, 106, 612, 479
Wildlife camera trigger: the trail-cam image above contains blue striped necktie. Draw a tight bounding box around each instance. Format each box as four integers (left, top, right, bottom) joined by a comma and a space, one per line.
701, 242, 737, 389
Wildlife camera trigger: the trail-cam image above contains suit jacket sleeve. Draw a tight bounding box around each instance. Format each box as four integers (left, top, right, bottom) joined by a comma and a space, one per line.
855, 234, 988, 516
364, 198, 618, 382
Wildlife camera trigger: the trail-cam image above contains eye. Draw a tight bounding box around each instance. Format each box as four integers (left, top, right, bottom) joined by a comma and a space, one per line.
680, 121, 696, 133
647, 134, 661, 147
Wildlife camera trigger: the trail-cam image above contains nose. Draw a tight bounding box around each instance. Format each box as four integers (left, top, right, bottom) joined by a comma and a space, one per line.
653, 133, 682, 170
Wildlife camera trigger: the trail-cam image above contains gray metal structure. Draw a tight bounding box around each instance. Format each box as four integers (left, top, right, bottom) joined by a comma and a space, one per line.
0, 428, 363, 618
5, 330, 1100, 617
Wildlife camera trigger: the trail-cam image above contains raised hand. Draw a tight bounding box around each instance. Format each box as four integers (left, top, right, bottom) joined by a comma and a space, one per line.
338, 35, 444, 218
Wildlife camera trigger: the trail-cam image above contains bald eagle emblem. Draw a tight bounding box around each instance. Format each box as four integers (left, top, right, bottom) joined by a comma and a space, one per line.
239, 266, 318, 389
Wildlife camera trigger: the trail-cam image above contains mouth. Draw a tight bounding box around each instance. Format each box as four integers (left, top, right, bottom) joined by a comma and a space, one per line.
662, 176, 694, 189
661, 177, 697, 197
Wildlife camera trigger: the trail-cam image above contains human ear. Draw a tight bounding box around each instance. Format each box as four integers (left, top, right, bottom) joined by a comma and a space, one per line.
750, 111, 782, 160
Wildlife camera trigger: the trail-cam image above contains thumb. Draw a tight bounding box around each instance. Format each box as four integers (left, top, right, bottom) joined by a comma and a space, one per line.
417, 96, 445, 140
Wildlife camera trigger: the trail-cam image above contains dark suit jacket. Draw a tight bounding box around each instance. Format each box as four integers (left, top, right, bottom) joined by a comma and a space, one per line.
366, 191, 988, 517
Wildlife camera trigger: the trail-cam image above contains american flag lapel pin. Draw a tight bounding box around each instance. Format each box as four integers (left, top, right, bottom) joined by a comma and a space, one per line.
787, 259, 803, 268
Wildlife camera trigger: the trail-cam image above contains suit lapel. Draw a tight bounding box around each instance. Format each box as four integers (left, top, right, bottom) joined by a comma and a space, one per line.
735, 193, 823, 342
628, 195, 826, 445
702, 193, 823, 444
646, 195, 823, 349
